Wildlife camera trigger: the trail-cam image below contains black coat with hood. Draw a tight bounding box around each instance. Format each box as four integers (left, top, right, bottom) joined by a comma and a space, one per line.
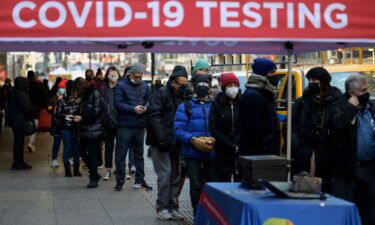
7, 77, 34, 129
55, 96, 80, 129
78, 87, 103, 139
209, 92, 240, 164
146, 83, 185, 149
292, 86, 344, 169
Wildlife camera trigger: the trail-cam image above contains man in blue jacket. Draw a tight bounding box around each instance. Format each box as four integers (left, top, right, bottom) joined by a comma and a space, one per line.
113, 63, 152, 191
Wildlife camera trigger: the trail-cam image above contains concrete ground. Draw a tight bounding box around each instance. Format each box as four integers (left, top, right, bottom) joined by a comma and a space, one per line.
0, 128, 193, 225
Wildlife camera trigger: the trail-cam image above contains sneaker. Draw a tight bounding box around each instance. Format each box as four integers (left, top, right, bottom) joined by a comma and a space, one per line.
69, 158, 74, 166
114, 183, 124, 191
28, 143, 35, 153
51, 159, 59, 168
98, 165, 104, 169
157, 210, 172, 221
169, 210, 184, 220
103, 170, 111, 181
87, 181, 98, 189
133, 180, 153, 191
125, 174, 132, 180
130, 166, 136, 174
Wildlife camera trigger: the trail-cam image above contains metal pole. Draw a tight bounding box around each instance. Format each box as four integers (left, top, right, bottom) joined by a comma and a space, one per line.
286, 48, 293, 182
89, 53, 92, 69
245, 55, 249, 79
151, 52, 155, 91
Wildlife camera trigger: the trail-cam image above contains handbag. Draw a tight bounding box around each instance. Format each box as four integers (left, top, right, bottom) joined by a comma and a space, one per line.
37, 109, 52, 132
24, 119, 37, 136
290, 172, 322, 194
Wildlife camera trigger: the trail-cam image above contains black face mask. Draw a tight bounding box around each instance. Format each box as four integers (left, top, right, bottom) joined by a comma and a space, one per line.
358, 92, 370, 106
177, 86, 188, 98
308, 83, 320, 95
267, 75, 282, 86
196, 86, 209, 98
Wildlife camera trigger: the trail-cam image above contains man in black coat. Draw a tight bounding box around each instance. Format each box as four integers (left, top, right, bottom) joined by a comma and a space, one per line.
7, 77, 33, 170
329, 74, 375, 225
239, 58, 280, 156
146, 65, 189, 221
292, 67, 344, 193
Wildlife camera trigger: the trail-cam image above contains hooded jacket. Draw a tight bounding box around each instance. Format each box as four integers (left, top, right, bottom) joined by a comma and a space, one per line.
7, 77, 34, 129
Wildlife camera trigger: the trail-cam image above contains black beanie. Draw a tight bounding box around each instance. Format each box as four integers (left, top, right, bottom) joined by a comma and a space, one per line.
170, 65, 188, 80
194, 74, 212, 87
306, 67, 331, 84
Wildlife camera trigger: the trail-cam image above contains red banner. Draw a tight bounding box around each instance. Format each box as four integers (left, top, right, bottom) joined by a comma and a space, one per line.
0, 0, 375, 43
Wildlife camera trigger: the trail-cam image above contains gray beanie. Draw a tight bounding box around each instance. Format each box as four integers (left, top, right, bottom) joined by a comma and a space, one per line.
130, 63, 145, 74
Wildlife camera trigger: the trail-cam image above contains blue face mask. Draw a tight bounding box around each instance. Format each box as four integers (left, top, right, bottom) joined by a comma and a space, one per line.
58, 88, 66, 95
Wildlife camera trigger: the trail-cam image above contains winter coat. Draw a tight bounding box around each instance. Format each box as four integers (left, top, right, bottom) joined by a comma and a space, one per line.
78, 87, 103, 139
55, 96, 80, 129
327, 94, 374, 178
209, 92, 240, 165
239, 87, 280, 156
7, 77, 34, 129
114, 77, 150, 128
146, 84, 184, 148
292, 87, 344, 166
100, 83, 118, 128
174, 98, 214, 159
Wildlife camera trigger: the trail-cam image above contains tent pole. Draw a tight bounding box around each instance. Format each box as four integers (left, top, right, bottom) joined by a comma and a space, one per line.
286, 43, 293, 182
151, 52, 155, 91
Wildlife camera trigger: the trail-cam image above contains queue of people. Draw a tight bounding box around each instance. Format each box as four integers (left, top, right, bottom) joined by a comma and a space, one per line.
1, 57, 374, 224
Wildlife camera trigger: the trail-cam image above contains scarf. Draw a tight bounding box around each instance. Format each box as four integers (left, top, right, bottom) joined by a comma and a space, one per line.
245, 73, 276, 93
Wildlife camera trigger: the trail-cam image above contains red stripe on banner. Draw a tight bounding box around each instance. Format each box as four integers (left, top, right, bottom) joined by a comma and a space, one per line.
199, 192, 230, 225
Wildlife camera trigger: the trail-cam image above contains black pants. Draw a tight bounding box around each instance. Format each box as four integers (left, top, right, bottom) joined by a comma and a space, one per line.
104, 127, 117, 169
185, 158, 215, 213
80, 138, 100, 182
11, 126, 25, 165
213, 161, 238, 182
332, 165, 375, 225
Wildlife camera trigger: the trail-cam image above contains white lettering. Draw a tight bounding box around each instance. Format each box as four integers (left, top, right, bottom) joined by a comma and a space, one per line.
298, 3, 321, 28
264, 3, 284, 28
196, 1, 218, 27
96, 1, 104, 27
324, 3, 347, 29
67, 1, 92, 28
242, 2, 262, 28
220, 2, 240, 28
39, 1, 67, 28
287, 3, 294, 28
12, 1, 36, 28
108, 1, 132, 27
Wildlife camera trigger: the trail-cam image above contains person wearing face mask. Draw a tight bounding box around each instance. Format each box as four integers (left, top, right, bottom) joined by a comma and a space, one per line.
100, 66, 120, 181
174, 75, 215, 214
291, 67, 343, 193
49, 79, 67, 168
239, 58, 280, 157
146, 65, 189, 221
113, 63, 152, 191
328, 74, 375, 225
209, 72, 241, 182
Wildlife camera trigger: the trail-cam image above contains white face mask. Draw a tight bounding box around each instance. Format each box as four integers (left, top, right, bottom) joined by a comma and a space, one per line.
108, 75, 118, 82
226, 86, 239, 99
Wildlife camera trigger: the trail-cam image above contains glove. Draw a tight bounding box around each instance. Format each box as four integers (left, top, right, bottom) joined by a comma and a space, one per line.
191, 137, 213, 153
157, 143, 170, 152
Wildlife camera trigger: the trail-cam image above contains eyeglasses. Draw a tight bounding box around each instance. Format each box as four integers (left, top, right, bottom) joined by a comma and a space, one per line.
174, 81, 188, 88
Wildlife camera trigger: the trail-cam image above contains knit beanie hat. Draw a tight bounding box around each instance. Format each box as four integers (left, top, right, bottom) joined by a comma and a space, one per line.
194, 58, 210, 73
194, 74, 212, 87
130, 63, 145, 74
252, 58, 277, 76
306, 67, 331, 84
58, 79, 68, 89
170, 65, 188, 81
220, 72, 240, 90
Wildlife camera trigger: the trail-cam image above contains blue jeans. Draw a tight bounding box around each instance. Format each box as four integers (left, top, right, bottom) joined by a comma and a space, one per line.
115, 127, 145, 184
52, 135, 62, 160
61, 128, 79, 164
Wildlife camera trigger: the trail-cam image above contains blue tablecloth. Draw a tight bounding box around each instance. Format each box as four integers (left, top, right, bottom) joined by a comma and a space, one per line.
195, 183, 362, 225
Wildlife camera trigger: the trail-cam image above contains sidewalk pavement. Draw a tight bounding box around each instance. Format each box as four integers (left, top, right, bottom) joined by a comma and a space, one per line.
0, 128, 193, 225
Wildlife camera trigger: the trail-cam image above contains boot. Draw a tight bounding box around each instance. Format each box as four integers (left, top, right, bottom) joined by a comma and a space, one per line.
74, 162, 82, 177
64, 163, 72, 177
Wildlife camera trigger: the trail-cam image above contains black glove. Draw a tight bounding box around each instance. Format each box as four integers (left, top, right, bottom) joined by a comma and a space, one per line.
157, 143, 170, 152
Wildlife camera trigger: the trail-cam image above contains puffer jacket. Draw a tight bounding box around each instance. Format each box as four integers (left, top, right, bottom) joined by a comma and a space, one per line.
114, 77, 150, 128
78, 87, 103, 139
209, 92, 240, 164
55, 96, 80, 129
146, 84, 185, 148
7, 77, 34, 129
174, 98, 214, 159
100, 83, 118, 128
